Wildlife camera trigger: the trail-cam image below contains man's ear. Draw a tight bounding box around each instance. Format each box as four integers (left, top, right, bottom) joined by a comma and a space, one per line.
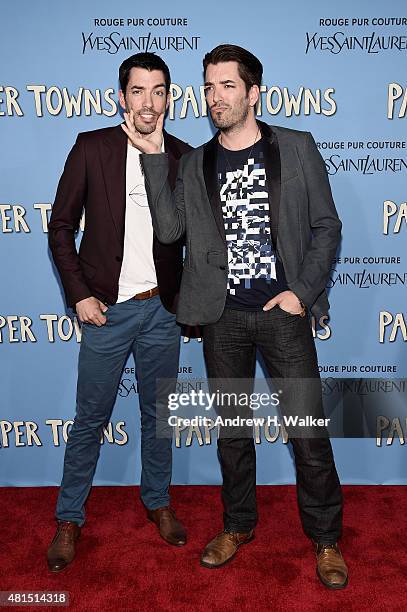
165, 90, 171, 111
249, 84, 260, 108
119, 89, 127, 112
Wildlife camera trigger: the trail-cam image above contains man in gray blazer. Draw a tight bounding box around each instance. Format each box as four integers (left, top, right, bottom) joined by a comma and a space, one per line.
123, 44, 348, 589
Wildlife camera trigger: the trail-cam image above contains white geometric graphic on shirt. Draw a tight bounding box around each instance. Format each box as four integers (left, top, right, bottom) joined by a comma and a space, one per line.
219, 157, 276, 295
129, 183, 148, 207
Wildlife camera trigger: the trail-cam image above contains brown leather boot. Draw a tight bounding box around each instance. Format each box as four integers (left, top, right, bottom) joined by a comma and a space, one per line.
200, 530, 254, 568
147, 507, 186, 546
47, 521, 81, 572
315, 542, 348, 589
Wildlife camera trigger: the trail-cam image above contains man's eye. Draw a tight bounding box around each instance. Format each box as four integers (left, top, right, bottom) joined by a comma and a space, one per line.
155, 91, 165, 96
133, 90, 141, 95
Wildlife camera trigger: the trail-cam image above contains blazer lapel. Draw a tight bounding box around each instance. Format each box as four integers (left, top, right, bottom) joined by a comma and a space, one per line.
101, 124, 127, 247
258, 121, 281, 250
163, 130, 180, 191
203, 132, 226, 244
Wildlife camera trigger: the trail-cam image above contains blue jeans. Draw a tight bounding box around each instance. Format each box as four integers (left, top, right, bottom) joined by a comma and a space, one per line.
56, 295, 180, 526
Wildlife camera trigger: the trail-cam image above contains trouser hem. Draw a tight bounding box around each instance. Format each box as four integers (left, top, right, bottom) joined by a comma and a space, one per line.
143, 499, 171, 511
55, 515, 84, 527
224, 521, 257, 533
307, 534, 342, 545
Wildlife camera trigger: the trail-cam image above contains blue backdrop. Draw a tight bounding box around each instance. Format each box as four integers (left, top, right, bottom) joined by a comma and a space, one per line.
1, 0, 406, 486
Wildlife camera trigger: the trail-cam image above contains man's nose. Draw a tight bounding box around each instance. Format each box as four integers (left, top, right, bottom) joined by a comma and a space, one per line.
143, 91, 153, 107
212, 86, 222, 104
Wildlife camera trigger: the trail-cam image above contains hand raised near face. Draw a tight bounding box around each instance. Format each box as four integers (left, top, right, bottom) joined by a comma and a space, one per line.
121, 109, 163, 154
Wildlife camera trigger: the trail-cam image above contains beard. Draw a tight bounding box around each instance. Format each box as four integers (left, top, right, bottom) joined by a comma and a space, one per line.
134, 121, 156, 135
128, 106, 159, 135
210, 96, 250, 132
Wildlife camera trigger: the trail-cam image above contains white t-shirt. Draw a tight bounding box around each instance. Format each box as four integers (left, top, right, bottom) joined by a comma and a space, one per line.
116, 144, 159, 303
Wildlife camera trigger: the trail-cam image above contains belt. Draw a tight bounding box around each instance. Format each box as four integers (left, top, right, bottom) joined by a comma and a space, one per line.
132, 286, 159, 300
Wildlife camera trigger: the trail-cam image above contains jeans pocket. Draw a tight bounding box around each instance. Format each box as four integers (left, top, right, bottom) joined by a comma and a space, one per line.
278, 305, 301, 317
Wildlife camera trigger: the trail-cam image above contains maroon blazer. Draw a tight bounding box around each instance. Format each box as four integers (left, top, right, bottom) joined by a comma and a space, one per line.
48, 124, 191, 312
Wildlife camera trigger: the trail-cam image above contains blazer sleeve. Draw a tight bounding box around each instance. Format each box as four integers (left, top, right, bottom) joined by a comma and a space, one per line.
48, 134, 93, 307
289, 131, 342, 309
141, 152, 186, 244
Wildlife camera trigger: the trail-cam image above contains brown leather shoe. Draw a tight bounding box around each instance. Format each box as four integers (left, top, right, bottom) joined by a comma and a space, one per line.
200, 530, 254, 568
147, 507, 186, 546
47, 521, 81, 572
315, 542, 348, 589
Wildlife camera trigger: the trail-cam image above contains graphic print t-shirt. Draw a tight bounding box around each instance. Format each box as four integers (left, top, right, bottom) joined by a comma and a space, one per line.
217, 138, 288, 310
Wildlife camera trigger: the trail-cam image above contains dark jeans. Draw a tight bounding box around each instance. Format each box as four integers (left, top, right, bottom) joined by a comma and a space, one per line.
202, 306, 342, 544
56, 295, 180, 526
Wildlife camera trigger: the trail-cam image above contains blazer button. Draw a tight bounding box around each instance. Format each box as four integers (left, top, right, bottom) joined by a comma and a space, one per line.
219, 265, 226, 270
116, 256, 122, 262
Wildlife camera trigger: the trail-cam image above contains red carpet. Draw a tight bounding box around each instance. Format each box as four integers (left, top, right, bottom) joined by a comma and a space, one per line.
2, 485, 407, 611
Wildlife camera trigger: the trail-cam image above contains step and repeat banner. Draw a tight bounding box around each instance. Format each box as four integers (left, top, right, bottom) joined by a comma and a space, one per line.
1, 0, 406, 486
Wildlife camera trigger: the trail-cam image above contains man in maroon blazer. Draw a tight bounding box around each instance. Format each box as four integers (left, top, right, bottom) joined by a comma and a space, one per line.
47, 52, 191, 572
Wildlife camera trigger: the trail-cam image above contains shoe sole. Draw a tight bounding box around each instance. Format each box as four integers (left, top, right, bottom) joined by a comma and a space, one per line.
200, 533, 255, 569
316, 567, 348, 590
48, 563, 70, 573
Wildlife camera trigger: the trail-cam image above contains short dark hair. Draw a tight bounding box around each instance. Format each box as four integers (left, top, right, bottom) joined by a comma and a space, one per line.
119, 52, 171, 94
203, 44, 263, 93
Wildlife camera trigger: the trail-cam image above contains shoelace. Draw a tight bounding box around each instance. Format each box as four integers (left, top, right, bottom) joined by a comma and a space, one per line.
317, 544, 340, 558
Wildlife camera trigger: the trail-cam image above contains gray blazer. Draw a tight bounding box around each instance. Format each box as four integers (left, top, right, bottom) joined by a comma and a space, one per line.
141, 121, 341, 326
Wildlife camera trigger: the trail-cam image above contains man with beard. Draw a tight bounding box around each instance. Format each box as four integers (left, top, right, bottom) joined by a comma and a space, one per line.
123, 44, 348, 589
47, 53, 191, 572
